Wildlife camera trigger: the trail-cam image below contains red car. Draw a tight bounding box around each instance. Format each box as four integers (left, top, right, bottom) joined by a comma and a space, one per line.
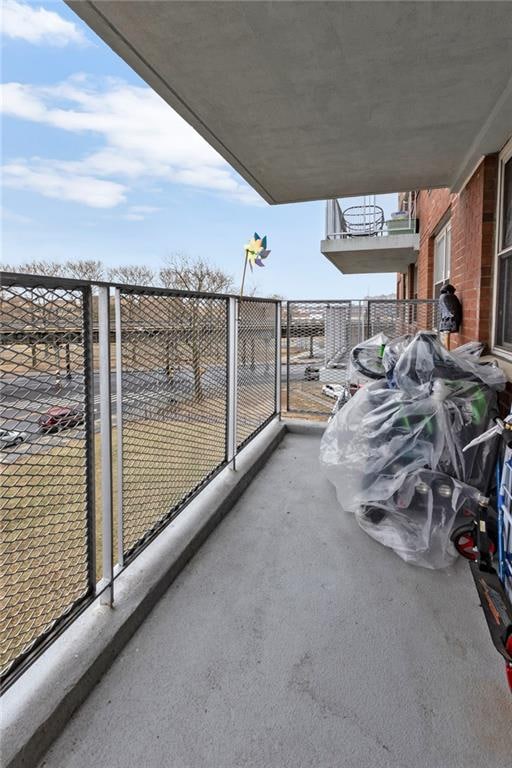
38, 406, 84, 433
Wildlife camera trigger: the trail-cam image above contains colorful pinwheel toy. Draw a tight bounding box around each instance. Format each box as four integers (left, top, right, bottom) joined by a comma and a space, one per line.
240, 232, 271, 295
244, 233, 271, 271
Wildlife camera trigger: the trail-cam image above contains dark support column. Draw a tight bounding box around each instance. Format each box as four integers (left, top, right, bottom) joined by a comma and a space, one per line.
65, 343, 72, 380
165, 332, 172, 380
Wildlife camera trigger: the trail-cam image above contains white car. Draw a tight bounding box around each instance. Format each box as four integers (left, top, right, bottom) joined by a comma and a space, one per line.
322, 384, 344, 399
0, 428, 28, 450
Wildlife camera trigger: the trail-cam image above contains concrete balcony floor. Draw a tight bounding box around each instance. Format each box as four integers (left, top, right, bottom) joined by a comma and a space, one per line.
38, 432, 512, 768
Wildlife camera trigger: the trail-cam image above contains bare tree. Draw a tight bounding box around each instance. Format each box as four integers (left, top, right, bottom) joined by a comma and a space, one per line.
107, 266, 156, 367
64, 259, 105, 281
1, 261, 71, 369
159, 254, 234, 400
6, 259, 66, 277
107, 265, 155, 286
159, 253, 233, 294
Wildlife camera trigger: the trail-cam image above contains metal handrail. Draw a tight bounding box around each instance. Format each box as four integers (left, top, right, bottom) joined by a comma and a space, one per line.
325, 192, 417, 240
2, 270, 438, 688
0, 273, 281, 689
0, 271, 281, 304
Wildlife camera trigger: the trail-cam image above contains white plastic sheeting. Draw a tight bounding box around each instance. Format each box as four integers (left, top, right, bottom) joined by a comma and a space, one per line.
356, 470, 482, 569
348, 332, 388, 386
320, 332, 505, 568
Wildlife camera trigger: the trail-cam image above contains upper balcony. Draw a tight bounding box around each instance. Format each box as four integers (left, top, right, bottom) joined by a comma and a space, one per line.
321, 193, 420, 274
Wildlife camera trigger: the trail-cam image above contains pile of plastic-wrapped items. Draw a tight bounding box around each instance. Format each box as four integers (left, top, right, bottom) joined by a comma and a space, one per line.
319, 331, 507, 568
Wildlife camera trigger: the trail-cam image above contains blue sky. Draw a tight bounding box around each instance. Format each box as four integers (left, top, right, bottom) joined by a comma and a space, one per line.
1, 0, 397, 299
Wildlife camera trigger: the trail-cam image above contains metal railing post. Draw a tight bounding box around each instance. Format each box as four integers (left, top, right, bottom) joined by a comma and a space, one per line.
83, 286, 96, 596
98, 286, 114, 606
275, 301, 282, 417
227, 297, 238, 469
114, 288, 124, 568
286, 301, 291, 412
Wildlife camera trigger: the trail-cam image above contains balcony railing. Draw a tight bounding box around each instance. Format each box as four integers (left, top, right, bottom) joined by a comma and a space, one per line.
0, 271, 437, 688
0, 273, 280, 687
283, 298, 437, 415
325, 192, 417, 240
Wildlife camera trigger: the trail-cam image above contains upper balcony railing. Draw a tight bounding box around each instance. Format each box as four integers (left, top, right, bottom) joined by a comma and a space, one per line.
325, 192, 417, 240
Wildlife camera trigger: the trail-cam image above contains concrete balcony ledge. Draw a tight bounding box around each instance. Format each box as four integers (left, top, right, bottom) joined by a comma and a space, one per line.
321, 233, 420, 274
1, 418, 291, 768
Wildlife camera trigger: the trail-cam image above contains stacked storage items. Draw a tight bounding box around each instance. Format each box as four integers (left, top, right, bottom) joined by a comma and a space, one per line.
320, 332, 506, 568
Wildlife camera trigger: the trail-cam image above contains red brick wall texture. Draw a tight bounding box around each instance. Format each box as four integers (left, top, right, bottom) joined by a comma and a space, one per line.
413, 156, 512, 414
415, 155, 498, 348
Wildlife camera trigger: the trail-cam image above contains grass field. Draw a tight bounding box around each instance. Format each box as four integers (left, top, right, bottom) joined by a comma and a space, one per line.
281, 380, 334, 419
0, 415, 226, 674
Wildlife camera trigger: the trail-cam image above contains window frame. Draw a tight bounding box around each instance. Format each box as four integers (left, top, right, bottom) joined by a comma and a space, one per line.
492, 137, 512, 358
433, 220, 452, 298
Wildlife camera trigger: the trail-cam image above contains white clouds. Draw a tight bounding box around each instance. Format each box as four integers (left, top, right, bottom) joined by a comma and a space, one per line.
122, 205, 161, 221
0, 76, 263, 207
0, 205, 33, 225
2, 1, 87, 46
129, 206, 161, 215
2, 162, 127, 208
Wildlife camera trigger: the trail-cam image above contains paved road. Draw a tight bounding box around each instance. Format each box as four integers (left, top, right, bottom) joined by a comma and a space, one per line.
1, 363, 280, 465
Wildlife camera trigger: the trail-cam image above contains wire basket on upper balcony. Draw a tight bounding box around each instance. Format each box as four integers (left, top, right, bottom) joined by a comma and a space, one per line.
342, 204, 385, 236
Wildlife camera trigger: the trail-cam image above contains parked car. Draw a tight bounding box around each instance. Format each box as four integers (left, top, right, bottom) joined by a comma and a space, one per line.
0, 428, 28, 450
304, 365, 320, 381
322, 384, 344, 399
38, 406, 84, 433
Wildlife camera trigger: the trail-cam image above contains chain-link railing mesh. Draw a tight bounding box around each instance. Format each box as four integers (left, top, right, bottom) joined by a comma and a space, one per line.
367, 299, 438, 338
285, 299, 440, 415
119, 291, 228, 557
0, 281, 93, 679
285, 301, 354, 415
0, 275, 441, 682
237, 300, 277, 447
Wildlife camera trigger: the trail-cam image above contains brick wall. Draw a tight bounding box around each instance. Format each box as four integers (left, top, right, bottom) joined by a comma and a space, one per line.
414, 155, 498, 348
396, 264, 417, 300
396, 273, 404, 299
416, 187, 452, 302
413, 156, 512, 414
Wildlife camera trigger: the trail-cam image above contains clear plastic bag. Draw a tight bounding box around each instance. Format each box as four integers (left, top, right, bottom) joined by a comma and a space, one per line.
348, 332, 388, 386
453, 340, 485, 358
319, 332, 501, 568
382, 334, 413, 387
394, 332, 506, 394
355, 470, 482, 569
321, 382, 440, 514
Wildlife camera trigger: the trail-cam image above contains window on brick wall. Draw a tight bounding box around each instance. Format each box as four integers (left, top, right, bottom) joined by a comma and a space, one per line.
495, 139, 512, 352
433, 221, 451, 298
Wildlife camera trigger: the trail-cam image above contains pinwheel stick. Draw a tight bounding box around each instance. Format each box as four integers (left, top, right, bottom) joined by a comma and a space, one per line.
240, 249, 249, 297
